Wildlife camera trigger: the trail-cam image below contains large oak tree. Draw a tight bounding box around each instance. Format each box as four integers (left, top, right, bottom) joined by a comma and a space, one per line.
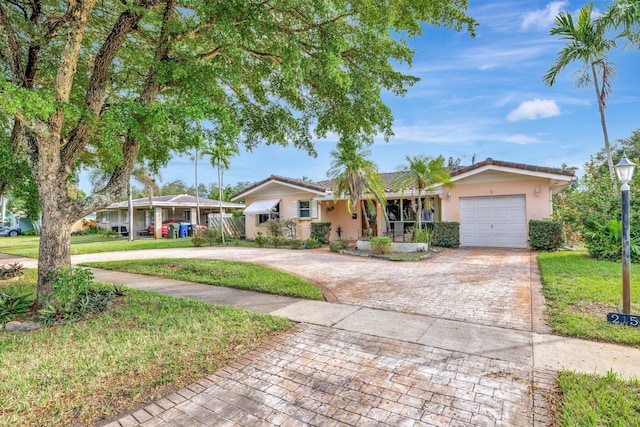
0, 0, 476, 303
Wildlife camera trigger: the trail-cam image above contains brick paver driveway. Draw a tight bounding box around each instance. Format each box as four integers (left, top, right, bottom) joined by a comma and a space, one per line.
187, 246, 543, 332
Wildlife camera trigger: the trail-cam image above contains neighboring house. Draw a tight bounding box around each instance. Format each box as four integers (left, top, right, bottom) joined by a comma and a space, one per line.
5, 211, 34, 232
97, 194, 244, 238
231, 158, 575, 248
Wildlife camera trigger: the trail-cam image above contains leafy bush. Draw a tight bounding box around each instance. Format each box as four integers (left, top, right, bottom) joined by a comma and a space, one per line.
433, 221, 460, 248
0, 288, 33, 323
329, 238, 351, 252
370, 236, 392, 254
288, 239, 303, 249
583, 219, 640, 262
254, 234, 268, 248
37, 268, 123, 325
0, 263, 24, 280
20, 230, 36, 236
199, 228, 222, 245
412, 227, 432, 243
190, 234, 207, 247
310, 222, 331, 244
303, 238, 321, 249
529, 220, 565, 251
270, 236, 286, 248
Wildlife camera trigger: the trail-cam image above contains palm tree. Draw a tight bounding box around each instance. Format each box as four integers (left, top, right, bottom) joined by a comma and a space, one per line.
202, 139, 239, 244
598, 0, 640, 48
543, 3, 617, 187
395, 155, 451, 230
327, 143, 390, 236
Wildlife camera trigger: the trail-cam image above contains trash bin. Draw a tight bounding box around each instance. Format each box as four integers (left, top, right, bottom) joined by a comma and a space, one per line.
179, 223, 188, 238
168, 223, 178, 239
187, 224, 194, 237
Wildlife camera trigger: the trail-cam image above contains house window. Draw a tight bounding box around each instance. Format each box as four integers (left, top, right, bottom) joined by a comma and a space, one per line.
100, 212, 110, 223
183, 210, 191, 221
299, 200, 310, 218
258, 203, 280, 224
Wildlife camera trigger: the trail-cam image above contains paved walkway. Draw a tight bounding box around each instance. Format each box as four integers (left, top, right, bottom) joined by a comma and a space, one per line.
3, 248, 640, 426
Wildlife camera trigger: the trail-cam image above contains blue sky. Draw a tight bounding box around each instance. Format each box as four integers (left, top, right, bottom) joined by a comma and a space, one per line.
156, 1, 640, 190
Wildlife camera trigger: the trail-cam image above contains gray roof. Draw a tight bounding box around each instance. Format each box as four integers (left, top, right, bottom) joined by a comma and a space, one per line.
102, 194, 244, 210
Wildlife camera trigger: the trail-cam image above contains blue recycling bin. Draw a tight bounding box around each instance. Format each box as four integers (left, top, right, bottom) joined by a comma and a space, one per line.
179, 223, 188, 238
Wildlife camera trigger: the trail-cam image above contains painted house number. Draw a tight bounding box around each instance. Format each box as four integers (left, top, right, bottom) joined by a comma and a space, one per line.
607, 313, 640, 327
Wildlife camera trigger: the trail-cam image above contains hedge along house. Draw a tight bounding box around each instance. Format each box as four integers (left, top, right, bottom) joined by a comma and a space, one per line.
231, 158, 575, 248
97, 194, 244, 238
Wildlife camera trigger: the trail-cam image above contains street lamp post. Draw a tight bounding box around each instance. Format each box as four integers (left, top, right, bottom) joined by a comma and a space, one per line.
614, 154, 636, 314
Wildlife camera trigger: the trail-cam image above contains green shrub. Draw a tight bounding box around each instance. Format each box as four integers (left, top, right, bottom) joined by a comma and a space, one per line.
310, 222, 331, 244
191, 234, 207, 247
412, 227, 432, 243
270, 236, 286, 248
529, 220, 565, 251
370, 236, 392, 254
582, 219, 640, 262
303, 238, 321, 249
0, 288, 34, 324
199, 228, 222, 245
288, 239, 303, 249
37, 268, 123, 325
20, 230, 36, 236
433, 221, 460, 248
254, 234, 268, 248
329, 238, 351, 252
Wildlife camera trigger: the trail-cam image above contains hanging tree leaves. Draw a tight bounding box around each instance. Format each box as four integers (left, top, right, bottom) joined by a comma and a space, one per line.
0, 0, 476, 302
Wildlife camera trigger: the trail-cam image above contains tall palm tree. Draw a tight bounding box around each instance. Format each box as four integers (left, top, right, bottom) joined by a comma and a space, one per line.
543, 3, 617, 187
202, 139, 239, 244
395, 155, 451, 230
327, 143, 390, 236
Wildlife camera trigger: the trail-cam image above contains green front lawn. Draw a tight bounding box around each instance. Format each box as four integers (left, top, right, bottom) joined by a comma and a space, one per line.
81, 258, 325, 300
538, 251, 640, 346
0, 274, 291, 426
556, 371, 640, 426
0, 234, 204, 258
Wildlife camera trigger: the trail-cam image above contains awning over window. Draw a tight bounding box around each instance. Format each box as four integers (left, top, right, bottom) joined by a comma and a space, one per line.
243, 199, 280, 215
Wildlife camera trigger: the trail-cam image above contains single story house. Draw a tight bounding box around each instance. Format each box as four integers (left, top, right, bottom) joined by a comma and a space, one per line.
97, 194, 244, 238
230, 158, 575, 248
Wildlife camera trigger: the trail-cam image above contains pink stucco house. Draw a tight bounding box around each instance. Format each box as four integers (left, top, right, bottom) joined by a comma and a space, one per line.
231, 158, 575, 248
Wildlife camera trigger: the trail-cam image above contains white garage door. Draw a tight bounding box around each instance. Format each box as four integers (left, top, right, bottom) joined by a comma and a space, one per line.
460, 195, 527, 248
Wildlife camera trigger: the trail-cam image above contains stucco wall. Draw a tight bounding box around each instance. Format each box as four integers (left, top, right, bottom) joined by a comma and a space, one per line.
245, 191, 322, 240
441, 178, 553, 223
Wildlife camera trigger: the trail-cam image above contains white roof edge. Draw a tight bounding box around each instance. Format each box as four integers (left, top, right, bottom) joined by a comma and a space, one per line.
451, 164, 574, 182
231, 179, 327, 201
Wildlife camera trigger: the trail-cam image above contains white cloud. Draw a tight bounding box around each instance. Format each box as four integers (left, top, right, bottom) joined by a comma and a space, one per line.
521, 1, 567, 31
506, 99, 561, 121
504, 134, 540, 145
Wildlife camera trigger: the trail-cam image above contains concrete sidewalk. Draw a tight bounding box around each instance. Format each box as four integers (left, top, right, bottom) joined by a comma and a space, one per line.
88, 268, 640, 380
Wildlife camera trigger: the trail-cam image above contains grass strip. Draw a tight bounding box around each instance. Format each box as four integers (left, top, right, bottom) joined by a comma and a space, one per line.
0, 276, 291, 426
538, 251, 640, 346
556, 371, 640, 426
81, 258, 324, 300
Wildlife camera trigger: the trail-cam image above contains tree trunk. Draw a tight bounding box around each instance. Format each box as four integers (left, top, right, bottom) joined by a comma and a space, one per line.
416, 191, 423, 230
361, 199, 370, 235
592, 63, 616, 191
36, 181, 73, 304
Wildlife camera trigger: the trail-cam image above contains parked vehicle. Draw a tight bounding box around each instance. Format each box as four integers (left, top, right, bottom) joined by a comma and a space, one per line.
0, 226, 21, 237
148, 219, 205, 238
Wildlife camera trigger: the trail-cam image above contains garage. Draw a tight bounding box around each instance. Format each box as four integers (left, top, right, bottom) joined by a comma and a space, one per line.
459, 195, 527, 248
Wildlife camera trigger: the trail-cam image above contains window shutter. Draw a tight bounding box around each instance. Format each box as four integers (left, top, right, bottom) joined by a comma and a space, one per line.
255, 215, 260, 226
311, 201, 318, 218
291, 201, 299, 219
